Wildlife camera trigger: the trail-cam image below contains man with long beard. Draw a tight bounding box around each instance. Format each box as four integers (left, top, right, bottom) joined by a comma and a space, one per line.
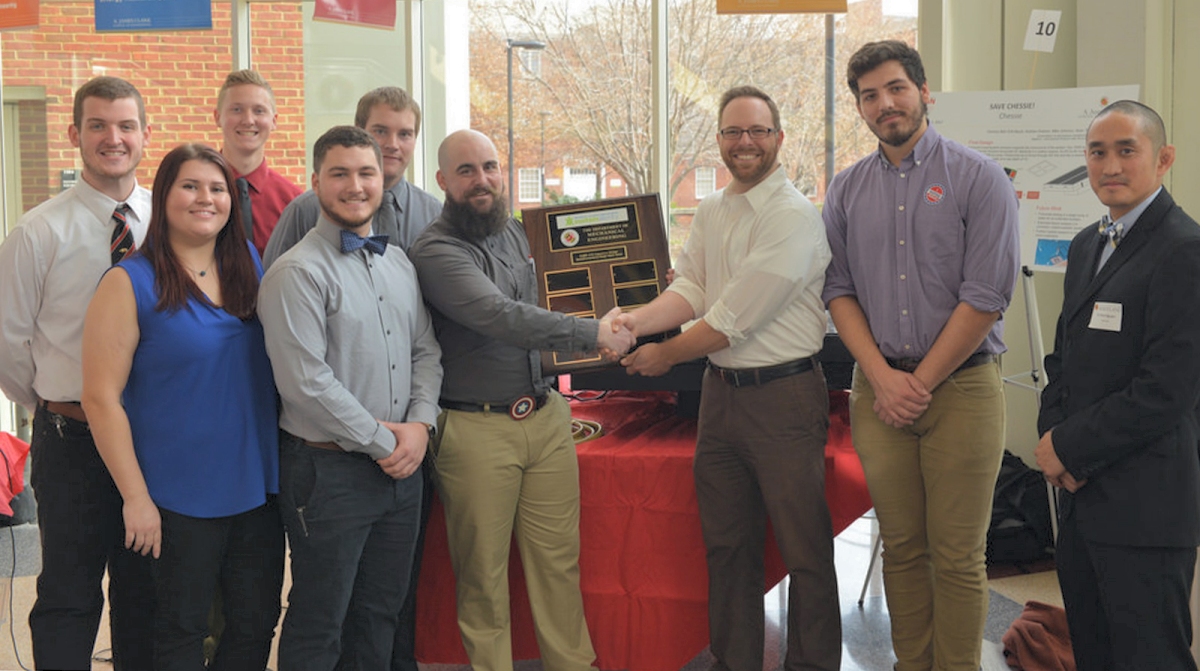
823, 41, 1020, 671
259, 125, 442, 670
409, 129, 633, 671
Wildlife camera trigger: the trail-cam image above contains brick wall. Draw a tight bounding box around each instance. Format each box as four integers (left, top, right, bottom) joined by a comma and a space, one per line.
1, 2, 306, 213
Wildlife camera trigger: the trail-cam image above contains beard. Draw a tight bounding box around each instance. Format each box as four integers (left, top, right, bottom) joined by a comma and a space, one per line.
721, 144, 780, 188
317, 195, 376, 231
443, 186, 509, 240
871, 100, 928, 148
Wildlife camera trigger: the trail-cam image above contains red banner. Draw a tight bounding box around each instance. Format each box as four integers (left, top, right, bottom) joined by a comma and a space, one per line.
0, 0, 38, 31
313, 0, 396, 29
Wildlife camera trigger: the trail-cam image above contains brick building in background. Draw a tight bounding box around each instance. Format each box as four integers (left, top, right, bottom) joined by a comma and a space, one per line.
1, 2, 306, 216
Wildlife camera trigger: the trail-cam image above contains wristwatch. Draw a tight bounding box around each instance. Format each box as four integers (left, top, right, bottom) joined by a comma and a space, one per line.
425, 423, 438, 440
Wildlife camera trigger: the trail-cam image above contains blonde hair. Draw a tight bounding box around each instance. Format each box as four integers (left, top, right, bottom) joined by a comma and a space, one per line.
217, 69, 275, 112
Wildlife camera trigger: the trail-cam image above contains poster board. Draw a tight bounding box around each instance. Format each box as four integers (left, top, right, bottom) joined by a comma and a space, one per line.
929, 84, 1139, 272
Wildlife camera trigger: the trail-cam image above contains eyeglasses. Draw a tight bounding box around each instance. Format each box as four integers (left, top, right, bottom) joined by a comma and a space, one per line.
718, 127, 776, 140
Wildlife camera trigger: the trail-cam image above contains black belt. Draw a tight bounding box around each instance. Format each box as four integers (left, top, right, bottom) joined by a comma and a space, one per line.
707, 357, 815, 387
441, 394, 549, 420
886, 351, 997, 374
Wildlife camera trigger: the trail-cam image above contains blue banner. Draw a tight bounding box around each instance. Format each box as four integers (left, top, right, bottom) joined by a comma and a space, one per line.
95, 0, 212, 32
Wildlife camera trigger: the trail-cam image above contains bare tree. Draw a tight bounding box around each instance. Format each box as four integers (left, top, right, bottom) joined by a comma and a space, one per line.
470, 0, 915, 203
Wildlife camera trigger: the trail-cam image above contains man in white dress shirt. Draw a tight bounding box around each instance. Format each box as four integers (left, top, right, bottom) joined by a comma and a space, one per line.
0, 75, 156, 671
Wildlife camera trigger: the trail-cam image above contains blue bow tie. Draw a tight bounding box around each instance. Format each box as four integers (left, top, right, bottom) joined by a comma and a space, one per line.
340, 230, 389, 256
1097, 214, 1124, 248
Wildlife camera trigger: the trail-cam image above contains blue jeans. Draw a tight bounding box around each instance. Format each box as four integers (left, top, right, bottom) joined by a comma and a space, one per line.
277, 432, 422, 671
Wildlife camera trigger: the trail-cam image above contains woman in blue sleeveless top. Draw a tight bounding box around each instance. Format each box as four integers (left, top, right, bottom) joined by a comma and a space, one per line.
82, 143, 283, 671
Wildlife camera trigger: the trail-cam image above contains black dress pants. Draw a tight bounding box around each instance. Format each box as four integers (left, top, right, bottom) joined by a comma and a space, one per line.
1057, 505, 1198, 671
28, 403, 156, 671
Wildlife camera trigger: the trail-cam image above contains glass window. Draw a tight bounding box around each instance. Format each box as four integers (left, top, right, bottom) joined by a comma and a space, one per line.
694, 166, 716, 199
518, 167, 542, 202
519, 49, 542, 78
469, 0, 651, 209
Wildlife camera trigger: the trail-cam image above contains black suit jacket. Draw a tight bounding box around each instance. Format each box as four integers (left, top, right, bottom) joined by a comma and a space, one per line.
1038, 188, 1200, 548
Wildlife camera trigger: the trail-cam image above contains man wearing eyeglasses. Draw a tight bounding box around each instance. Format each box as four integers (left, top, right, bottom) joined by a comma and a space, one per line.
823, 41, 1019, 671
616, 86, 839, 671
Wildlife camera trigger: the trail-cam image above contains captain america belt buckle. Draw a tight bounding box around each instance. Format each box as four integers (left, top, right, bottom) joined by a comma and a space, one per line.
509, 396, 536, 420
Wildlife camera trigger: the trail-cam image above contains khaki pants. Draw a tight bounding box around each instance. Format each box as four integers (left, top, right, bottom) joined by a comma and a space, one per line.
850, 362, 1005, 671
435, 391, 596, 671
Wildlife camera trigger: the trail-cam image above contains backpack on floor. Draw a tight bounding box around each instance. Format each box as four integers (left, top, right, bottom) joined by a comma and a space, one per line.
987, 450, 1054, 566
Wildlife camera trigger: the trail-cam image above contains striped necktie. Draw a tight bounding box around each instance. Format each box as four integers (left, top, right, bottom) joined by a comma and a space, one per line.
110, 203, 135, 266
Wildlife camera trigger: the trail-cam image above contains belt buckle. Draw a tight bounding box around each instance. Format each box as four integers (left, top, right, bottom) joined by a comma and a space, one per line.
509, 395, 537, 420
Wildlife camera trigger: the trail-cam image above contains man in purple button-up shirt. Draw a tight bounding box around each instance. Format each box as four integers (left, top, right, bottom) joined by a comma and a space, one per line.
822, 40, 1019, 671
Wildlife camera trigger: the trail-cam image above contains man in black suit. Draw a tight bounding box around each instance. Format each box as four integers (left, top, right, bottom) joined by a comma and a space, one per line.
1037, 100, 1200, 671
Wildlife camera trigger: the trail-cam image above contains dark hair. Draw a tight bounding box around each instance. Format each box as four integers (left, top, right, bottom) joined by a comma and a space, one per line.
1091, 99, 1168, 151
313, 125, 382, 173
718, 85, 782, 132
355, 86, 423, 135
846, 40, 926, 102
73, 76, 146, 129
142, 143, 259, 320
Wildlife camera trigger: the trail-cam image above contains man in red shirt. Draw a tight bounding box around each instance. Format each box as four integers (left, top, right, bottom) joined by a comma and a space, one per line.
214, 69, 302, 255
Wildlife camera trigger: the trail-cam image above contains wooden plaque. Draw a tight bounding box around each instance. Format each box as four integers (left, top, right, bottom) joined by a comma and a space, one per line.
522, 194, 671, 375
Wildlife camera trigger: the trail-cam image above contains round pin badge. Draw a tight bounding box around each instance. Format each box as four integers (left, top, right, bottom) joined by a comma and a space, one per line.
509, 395, 536, 420
924, 183, 946, 205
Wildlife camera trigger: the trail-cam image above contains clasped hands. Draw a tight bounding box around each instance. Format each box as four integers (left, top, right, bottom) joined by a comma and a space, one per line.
377, 421, 428, 480
1035, 429, 1087, 493
870, 367, 932, 428
597, 307, 636, 362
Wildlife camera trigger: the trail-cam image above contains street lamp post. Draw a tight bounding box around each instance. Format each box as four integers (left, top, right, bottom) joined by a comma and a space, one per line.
506, 38, 546, 214
539, 110, 550, 205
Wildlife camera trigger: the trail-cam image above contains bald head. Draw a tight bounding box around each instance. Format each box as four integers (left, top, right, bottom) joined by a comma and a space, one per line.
437, 129, 498, 173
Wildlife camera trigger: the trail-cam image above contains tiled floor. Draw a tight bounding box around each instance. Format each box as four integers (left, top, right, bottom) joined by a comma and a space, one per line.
0, 514, 1060, 671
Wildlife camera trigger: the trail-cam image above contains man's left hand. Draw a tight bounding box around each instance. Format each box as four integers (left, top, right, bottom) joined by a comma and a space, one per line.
1035, 429, 1085, 491
377, 421, 428, 480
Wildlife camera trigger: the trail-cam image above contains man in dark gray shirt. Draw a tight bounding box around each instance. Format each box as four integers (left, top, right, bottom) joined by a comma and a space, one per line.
409, 129, 632, 671
263, 86, 441, 267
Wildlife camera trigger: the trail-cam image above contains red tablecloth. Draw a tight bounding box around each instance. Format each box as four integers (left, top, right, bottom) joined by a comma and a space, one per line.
415, 390, 870, 671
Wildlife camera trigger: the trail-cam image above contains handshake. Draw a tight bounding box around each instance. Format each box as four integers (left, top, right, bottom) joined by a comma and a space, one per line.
597, 307, 636, 361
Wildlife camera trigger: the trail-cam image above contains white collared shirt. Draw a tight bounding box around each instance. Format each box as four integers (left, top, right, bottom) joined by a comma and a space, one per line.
0, 179, 151, 409
668, 165, 832, 368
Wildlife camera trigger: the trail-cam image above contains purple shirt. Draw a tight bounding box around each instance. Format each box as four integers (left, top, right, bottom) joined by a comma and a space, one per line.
822, 124, 1019, 359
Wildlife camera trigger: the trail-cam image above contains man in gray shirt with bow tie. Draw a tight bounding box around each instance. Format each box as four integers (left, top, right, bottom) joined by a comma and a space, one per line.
259, 125, 442, 670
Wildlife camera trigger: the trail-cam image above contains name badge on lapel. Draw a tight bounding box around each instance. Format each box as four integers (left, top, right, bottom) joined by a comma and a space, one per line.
1088, 302, 1122, 332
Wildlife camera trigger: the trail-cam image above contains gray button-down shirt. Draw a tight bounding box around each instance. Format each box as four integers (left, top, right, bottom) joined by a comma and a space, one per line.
409, 216, 599, 404
262, 178, 442, 268
259, 216, 443, 459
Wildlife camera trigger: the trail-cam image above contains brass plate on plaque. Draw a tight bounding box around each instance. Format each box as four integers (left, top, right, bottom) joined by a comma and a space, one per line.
523, 194, 671, 375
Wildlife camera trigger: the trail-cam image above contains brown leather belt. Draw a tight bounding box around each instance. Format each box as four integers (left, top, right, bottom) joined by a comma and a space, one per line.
39, 400, 88, 424
886, 351, 997, 374
305, 440, 344, 452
